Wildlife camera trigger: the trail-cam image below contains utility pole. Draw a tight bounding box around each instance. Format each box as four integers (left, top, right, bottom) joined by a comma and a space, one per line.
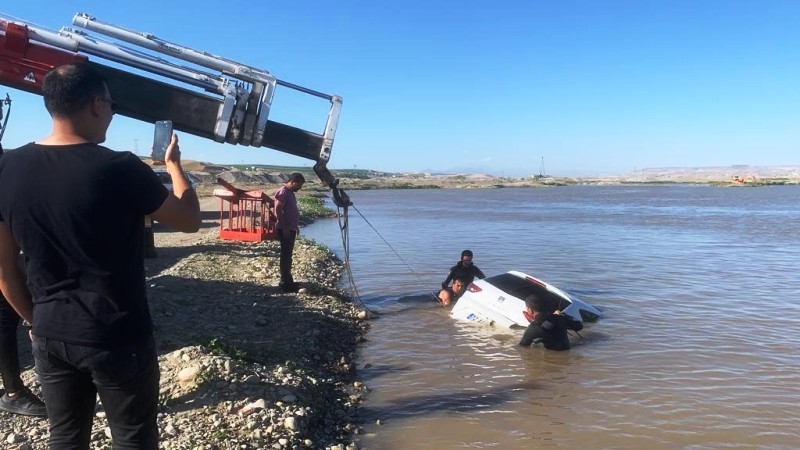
538, 156, 546, 178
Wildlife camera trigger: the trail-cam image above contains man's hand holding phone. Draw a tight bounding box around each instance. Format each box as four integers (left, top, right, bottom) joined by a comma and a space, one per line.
164, 134, 181, 165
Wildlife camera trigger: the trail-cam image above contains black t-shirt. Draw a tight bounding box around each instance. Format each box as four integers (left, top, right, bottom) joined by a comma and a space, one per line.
0, 143, 168, 347
442, 261, 486, 288
519, 313, 584, 351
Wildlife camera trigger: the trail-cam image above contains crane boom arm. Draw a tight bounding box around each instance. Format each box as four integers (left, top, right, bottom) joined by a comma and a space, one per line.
0, 13, 349, 206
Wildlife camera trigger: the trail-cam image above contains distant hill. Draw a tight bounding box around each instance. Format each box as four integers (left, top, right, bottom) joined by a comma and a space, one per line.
141, 157, 800, 190
141, 157, 234, 174
615, 165, 800, 183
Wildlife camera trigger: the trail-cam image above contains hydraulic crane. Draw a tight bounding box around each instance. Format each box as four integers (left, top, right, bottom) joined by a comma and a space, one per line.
0, 12, 350, 206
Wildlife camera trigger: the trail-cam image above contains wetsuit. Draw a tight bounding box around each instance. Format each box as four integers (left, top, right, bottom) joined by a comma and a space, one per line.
519, 312, 584, 351
441, 261, 485, 289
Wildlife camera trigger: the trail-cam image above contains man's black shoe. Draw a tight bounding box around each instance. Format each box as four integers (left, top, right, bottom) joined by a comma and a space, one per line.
280, 283, 299, 293
0, 389, 47, 417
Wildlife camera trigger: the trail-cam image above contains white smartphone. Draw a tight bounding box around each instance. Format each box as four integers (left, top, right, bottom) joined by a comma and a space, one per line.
151, 120, 173, 164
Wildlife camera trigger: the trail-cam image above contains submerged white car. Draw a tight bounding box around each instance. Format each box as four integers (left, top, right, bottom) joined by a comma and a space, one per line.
450, 271, 602, 329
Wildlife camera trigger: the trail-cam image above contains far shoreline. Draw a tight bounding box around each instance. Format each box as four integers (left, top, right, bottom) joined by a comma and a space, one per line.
145, 158, 800, 193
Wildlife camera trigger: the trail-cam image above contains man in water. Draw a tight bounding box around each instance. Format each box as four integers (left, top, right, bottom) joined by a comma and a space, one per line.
519, 294, 583, 351
437, 276, 467, 307
441, 249, 485, 290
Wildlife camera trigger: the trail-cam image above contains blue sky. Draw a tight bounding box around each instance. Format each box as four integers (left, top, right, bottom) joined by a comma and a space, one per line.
1, 1, 799, 176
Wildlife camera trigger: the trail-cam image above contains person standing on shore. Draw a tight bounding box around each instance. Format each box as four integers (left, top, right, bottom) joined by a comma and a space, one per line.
442, 249, 486, 290
0, 294, 47, 417
0, 144, 47, 418
0, 63, 200, 448
274, 172, 305, 293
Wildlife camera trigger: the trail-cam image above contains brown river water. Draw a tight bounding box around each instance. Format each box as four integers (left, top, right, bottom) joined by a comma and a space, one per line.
303, 185, 800, 449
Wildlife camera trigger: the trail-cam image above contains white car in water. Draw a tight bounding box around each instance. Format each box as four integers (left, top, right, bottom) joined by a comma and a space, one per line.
450, 271, 602, 329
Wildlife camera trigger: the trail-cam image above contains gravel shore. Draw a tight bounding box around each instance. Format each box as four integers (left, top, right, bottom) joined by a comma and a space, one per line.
1, 195, 369, 450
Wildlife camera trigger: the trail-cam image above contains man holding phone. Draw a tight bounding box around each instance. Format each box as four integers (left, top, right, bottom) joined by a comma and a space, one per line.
0, 63, 200, 448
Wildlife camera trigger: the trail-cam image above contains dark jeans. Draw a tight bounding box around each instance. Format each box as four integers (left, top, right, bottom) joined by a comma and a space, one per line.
279, 229, 297, 286
0, 296, 23, 393
32, 335, 160, 449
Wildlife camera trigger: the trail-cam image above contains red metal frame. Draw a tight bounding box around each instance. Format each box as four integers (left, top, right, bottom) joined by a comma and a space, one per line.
213, 186, 277, 242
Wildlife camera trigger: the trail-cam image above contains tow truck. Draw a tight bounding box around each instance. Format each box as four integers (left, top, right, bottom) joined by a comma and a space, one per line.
0, 12, 350, 207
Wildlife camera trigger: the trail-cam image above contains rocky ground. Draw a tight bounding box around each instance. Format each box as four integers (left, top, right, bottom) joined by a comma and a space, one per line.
1, 196, 370, 450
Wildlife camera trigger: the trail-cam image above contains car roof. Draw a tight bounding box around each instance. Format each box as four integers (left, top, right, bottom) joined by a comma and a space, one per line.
481, 273, 569, 310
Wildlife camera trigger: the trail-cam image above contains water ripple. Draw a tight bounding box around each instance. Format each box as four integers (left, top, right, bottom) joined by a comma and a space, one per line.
303, 186, 800, 449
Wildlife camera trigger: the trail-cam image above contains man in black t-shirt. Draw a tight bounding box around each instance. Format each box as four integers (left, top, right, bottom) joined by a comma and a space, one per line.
442, 249, 486, 290
0, 64, 200, 448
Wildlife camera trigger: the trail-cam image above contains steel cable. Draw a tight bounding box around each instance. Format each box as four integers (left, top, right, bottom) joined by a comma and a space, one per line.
335, 203, 431, 314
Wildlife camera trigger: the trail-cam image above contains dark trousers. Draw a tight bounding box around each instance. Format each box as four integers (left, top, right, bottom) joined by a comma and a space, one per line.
278, 229, 297, 286
0, 296, 23, 393
32, 335, 160, 449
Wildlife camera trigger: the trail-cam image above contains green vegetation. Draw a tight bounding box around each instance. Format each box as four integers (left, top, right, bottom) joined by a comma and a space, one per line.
332, 169, 372, 179
224, 164, 384, 182
297, 194, 336, 224
207, 337, 247, 361
210, 430, 230, 442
